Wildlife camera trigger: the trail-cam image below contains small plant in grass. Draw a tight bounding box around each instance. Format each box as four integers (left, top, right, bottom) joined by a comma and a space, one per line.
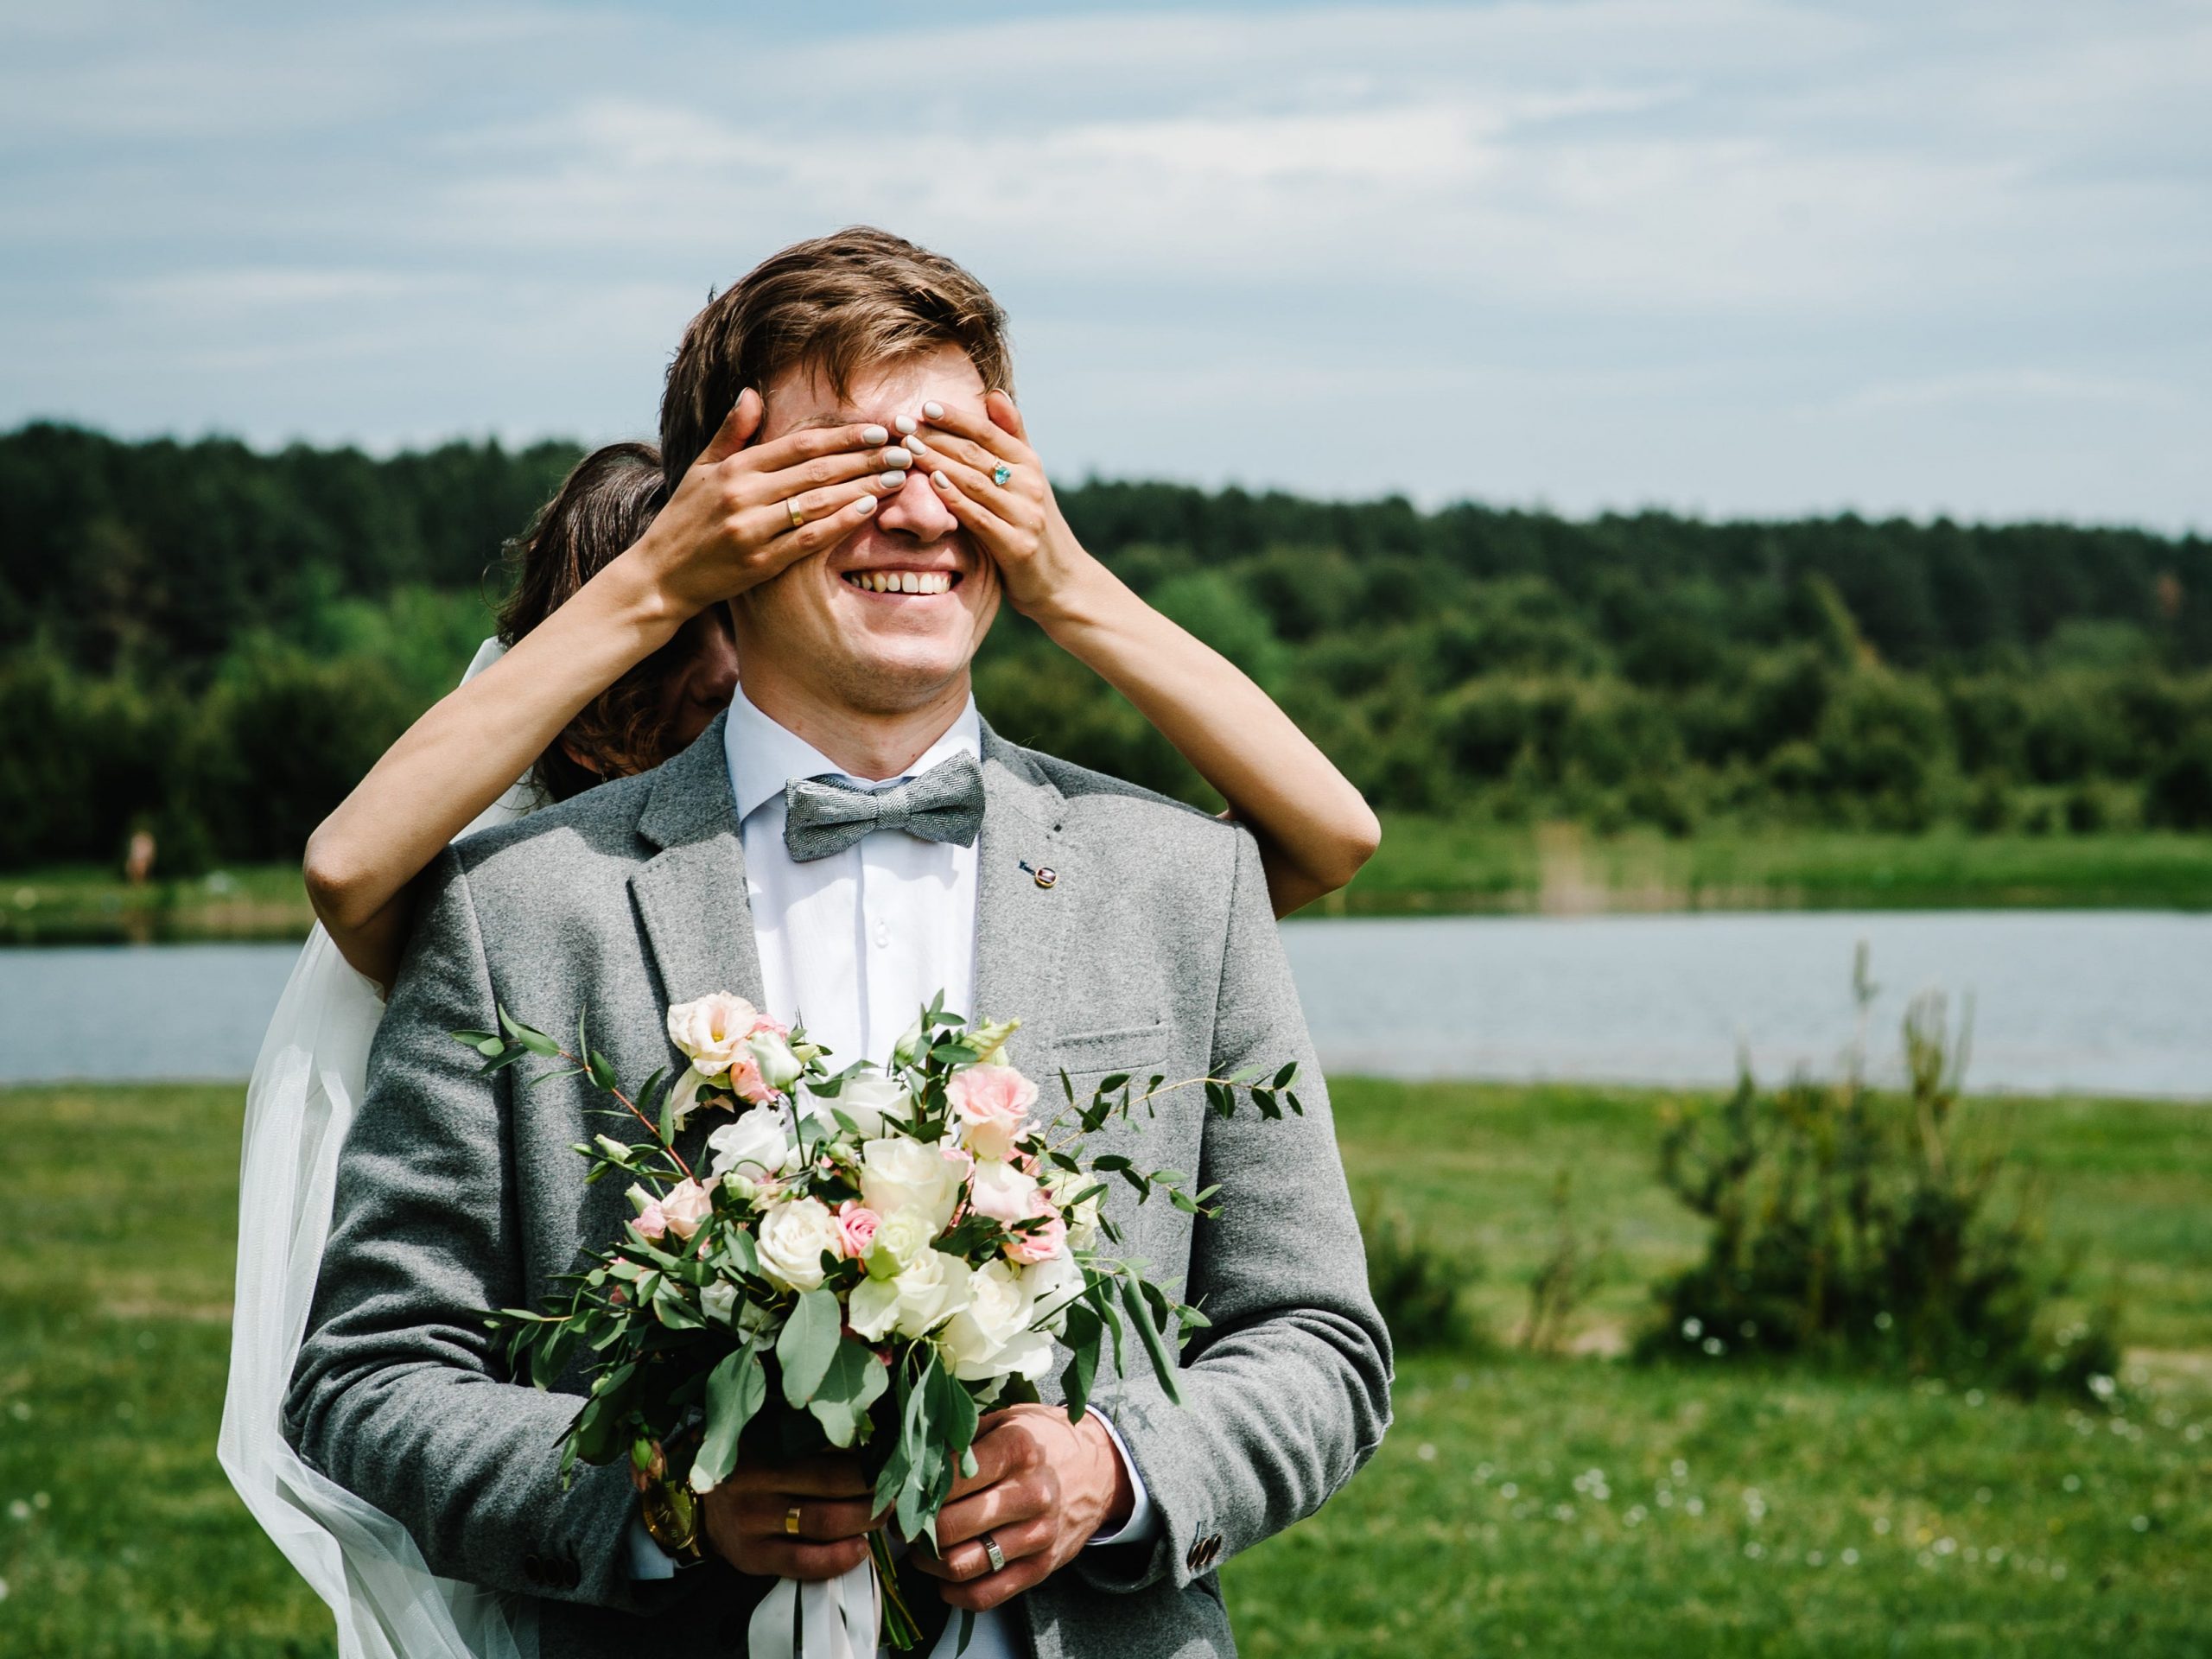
1517, 1169, 1611, 1354
1637, 944, 2124, 1401
1360, 1200, 1488, 1353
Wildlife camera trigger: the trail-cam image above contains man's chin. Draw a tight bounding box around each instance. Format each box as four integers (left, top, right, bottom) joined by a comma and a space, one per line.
825, 638, 977, 715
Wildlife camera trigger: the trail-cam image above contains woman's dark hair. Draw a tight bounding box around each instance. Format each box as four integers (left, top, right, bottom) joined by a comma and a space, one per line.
496, 441, 682, 802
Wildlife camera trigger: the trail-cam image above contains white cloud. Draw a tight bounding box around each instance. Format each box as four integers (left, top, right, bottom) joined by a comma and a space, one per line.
2, 0, 2207, 527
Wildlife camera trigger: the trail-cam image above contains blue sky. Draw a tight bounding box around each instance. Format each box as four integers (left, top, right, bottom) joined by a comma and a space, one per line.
3, 1, 2207, 529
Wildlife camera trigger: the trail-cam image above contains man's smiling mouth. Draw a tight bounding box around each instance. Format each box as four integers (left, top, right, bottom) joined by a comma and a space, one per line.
841, 569, 960, 595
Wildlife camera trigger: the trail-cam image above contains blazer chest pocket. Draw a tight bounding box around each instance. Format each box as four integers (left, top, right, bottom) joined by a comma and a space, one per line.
1052, 1018, 1171, 1085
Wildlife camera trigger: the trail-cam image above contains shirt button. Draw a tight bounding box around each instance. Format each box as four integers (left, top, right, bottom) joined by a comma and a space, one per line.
873, 918, 889, 949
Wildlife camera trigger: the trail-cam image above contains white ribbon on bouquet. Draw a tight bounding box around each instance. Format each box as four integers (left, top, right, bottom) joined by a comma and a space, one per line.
749, 1563, 881, 1659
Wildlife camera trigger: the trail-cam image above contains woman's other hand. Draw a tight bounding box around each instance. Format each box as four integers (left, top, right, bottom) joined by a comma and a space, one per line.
903, 391, 1108, 626
636, 389, 918, 619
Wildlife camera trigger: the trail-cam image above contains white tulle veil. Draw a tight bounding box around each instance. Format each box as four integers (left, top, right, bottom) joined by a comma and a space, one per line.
219, 638, 539, 1659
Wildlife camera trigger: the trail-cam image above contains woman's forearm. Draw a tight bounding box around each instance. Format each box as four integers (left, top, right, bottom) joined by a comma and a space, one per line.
1034, 567, 1381, 917
305, 549, 688, 986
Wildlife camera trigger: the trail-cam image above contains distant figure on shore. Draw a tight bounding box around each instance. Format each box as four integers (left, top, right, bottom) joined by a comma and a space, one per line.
124, 829, 156, 887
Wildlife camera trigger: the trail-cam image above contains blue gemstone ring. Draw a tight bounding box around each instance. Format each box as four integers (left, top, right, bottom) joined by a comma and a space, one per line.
991, 462, 1014, 488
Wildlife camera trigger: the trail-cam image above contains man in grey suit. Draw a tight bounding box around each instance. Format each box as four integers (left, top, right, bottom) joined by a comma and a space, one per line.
287, 227, 1391, 1658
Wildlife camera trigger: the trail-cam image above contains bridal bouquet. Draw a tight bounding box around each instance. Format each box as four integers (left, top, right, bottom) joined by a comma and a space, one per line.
457, 993, 1299, 1650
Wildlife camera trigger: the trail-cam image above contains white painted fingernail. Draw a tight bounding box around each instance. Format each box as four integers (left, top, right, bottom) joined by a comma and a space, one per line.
854, 494, 877, 513
906, 435, 930, 454
934, 471, 955, 491
880, 469, 908, 488
882, 446, 912, 467
893, 415, 917, 435
922, 401, 944, 420
860, 424, 888, 446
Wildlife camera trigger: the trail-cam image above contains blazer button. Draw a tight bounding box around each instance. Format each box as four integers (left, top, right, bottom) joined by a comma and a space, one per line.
560, 1555, 581, 1590
523, 1552, 545, 1586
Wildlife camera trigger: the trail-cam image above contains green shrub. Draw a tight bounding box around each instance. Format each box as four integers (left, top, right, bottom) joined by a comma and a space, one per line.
1637, 949, 2123, 1402
1360, 1201, 1486, 1353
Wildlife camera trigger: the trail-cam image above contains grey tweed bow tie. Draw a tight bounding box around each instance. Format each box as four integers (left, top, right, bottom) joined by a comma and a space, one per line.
782, 752, 986, 862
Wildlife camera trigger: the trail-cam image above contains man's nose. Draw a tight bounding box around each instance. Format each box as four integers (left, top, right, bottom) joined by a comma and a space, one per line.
874, 467, 958, 542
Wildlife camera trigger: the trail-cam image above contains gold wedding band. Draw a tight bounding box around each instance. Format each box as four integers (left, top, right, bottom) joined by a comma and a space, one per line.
784, 1503, 803, 1537
981, 1532, 1007, 1573
787, 498, 806, 530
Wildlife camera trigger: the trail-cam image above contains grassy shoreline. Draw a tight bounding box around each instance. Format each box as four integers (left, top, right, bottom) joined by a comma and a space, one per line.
5, 823, 2209, 944
2, 1077, 2206, 1656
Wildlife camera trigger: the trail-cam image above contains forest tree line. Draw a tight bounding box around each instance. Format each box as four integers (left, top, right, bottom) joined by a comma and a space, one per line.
3, 420, 2209, 872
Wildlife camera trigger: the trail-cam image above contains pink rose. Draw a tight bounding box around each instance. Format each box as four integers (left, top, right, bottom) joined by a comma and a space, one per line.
1005, 1197, 1067, 1265
746, 1013, 791, 1040
724, 1049, 776, 1106
834, 1201, 882, 1259
635, 1205, 667, 1242
658, 1178, 715, 1243
948, 1065, 1038, 1162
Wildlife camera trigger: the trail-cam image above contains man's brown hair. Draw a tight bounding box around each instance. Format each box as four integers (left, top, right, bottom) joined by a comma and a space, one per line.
658, 226, 1012, 493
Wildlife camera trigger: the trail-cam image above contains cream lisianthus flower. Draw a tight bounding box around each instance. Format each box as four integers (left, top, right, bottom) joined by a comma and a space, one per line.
666, 993, 764, 1077
864, 1207, 938, 1280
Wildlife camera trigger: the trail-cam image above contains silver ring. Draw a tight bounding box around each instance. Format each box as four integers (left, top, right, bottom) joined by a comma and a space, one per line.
990, 462, 1013, 488
981, 1532, 1007, 1573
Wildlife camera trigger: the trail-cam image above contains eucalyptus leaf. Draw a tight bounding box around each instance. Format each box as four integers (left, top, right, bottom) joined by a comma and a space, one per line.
691, 1348, 767, 1492
807, 1338, 890, 1447
777, 1287, 842, 1408
1120, 1275, 1183, 1406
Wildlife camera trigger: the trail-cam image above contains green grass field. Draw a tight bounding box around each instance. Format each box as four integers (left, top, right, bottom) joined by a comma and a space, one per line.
1, 1079, 2207, 1656
9, 823, 2211, 944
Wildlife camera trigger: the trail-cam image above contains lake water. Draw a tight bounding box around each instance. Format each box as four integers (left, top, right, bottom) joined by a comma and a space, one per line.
0, 912, 2205, 1097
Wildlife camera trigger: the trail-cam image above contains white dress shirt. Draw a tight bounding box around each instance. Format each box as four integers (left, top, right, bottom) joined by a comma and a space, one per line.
631, 689, 1153, 1656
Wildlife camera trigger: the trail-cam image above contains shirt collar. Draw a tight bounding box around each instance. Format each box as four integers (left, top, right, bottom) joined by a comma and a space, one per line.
723, 686, 983, 823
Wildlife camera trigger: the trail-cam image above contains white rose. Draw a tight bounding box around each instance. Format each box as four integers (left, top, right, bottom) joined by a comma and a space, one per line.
706, 1106, 794, 1180
700, 1279, 739, 1327
1020, 1249, 1087, 1338
866, 1207, 938, 1280
967, 1160, 1041, 1224
747, 1030, 804, 1092
666, 993, 764, 1077
859, 1137, 959, 1230
818, 1073, 913, 1140
850, 1249, 972, 1342
941, 1260, 1043, 1381
756, 1196, 839, 1292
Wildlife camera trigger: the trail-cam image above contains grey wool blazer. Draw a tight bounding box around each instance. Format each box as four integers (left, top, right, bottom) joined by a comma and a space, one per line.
284, 713, 1393, 1659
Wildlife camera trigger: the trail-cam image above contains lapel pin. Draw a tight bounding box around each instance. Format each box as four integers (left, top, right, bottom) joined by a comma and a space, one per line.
1018, 860, 1058, 889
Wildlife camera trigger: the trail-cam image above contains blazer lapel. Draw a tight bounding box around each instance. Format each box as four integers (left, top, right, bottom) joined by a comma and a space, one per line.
629, 710, 766, 1016
971, 728, 1073, 1078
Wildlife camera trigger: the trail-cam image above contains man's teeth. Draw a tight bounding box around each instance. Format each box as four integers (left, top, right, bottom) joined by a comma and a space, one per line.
844, 570, 953, 594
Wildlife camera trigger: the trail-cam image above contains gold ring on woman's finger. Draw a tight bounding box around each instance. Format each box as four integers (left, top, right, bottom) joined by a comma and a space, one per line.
787, 498, 806, 530
990, 463, 1014, 488
784, 1503, 804, 1537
